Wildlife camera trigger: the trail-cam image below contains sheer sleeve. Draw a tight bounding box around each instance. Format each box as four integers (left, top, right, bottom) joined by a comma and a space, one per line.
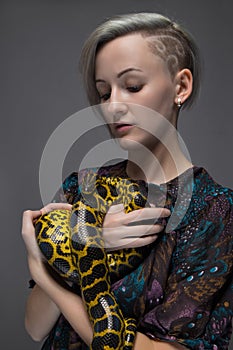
138, 194, 233, 349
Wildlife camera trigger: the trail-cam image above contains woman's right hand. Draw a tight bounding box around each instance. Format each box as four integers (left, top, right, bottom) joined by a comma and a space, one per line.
22, 203, 93, 344
21, 203, 72, 279
103, 204, 171, 250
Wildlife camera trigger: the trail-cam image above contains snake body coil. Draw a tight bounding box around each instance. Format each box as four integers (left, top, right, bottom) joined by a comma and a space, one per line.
35, 174, 154, 349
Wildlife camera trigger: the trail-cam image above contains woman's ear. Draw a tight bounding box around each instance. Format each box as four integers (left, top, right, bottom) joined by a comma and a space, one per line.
174, 69, 193, 106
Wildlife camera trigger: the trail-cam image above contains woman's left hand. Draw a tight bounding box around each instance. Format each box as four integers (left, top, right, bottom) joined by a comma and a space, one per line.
103, 203, 170, 250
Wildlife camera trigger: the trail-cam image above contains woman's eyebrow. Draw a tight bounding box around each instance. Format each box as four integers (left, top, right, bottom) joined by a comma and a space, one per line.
117, 67, 143, 78
95, 67, 143, 83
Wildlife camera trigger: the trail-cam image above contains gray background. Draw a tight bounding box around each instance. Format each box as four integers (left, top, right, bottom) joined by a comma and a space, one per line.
1, 0, 233, 349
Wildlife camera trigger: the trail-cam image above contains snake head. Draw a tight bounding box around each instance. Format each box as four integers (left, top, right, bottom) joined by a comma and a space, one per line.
118, 178, 149, 213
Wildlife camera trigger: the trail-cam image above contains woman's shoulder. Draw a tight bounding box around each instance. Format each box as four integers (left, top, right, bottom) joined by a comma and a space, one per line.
173, 166, 233, 232
193, 166, 233, 205
183, 166, 233, 233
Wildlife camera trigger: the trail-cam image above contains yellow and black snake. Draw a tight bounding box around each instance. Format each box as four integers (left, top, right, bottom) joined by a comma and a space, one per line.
35, 174, 157, 349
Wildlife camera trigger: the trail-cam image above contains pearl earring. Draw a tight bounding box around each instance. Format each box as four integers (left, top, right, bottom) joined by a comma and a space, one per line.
177, 97, 182, 108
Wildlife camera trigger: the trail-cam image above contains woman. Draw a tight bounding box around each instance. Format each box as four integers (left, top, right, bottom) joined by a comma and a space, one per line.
22, 12, 233, 349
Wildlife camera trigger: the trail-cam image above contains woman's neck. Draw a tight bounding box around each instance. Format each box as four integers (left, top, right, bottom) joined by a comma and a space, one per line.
126, 138, 193, 185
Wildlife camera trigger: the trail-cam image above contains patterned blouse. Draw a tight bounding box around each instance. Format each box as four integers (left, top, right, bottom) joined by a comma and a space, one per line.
41, 160, 233, 350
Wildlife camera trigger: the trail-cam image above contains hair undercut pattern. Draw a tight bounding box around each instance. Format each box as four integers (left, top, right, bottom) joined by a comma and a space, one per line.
79, 12, 201, 109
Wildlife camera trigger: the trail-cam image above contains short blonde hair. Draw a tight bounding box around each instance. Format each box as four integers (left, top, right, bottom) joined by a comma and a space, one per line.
79, 12, 201, 109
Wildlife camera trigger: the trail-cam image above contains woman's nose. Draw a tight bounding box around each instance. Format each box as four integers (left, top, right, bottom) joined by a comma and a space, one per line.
107, 90, 128, 122
107, 102, 128, 121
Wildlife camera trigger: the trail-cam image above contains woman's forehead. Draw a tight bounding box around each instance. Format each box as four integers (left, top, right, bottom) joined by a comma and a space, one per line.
95, 34, 166, 78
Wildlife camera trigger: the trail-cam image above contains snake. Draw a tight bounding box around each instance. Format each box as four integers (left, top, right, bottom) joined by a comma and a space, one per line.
35, 173, 160, 349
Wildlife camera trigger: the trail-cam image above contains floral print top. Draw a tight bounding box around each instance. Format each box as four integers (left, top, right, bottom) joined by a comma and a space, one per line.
41, 161, 233, 349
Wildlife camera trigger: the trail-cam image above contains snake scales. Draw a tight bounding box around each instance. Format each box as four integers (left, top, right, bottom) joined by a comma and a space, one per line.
35, 173, 158, 349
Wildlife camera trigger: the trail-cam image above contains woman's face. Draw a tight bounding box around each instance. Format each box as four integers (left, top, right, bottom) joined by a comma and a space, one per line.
95, 33, 179, 150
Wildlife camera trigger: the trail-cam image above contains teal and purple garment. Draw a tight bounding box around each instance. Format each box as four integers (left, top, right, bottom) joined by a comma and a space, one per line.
41, 161, 233, 349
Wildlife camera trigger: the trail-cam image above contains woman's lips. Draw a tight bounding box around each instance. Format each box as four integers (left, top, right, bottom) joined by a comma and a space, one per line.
114, 123, 134, 134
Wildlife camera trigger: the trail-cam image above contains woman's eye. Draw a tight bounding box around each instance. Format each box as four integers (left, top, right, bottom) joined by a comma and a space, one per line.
99, 92, 111, 101
127, 85, 142, 93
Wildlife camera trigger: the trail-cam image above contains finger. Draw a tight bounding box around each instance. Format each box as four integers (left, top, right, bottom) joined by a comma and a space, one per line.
123, 223, 164, 237
40, 203, 72, 215
23, 209, 42, 220
107, 234, 159, 250
22, 210, 43, 233
123, 234, 159, 248
107, 203, 124, 214
103, 223, 164, 240
123, 207, 170, 224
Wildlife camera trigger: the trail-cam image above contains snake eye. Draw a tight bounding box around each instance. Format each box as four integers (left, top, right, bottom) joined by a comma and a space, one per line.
133, 193, 147, 208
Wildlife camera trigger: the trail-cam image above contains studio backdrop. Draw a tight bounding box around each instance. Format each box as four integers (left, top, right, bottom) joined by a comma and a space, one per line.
1, 1, 233, 349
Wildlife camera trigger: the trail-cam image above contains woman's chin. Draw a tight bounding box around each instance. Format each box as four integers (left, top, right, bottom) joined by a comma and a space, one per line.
115, 134, 159, 152
116, 137, 146, 151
